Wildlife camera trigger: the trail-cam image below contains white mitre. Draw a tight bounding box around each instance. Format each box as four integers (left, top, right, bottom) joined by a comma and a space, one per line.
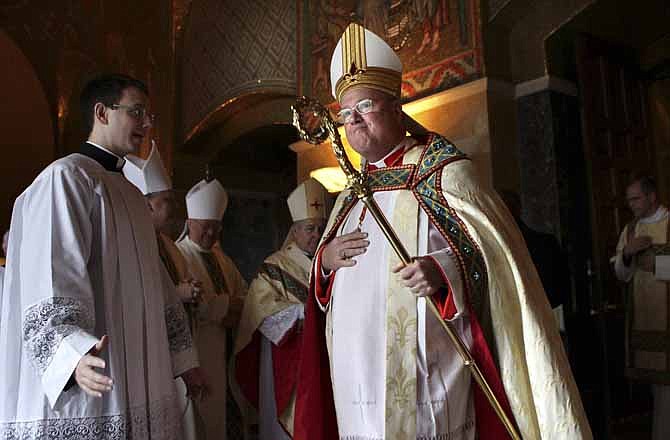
330, 22, 403, 103
186, 178, 228, 220
123, 144, 171, 195
287, 178, 327, 222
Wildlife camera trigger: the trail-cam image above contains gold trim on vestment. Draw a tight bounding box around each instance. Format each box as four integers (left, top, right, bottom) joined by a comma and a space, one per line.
335, 23, 401, 102
342, 22, 367, 74
335, 67, 402, 102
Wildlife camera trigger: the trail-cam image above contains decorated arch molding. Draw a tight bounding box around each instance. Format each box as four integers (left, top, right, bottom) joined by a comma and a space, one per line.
181, 0, 298, 140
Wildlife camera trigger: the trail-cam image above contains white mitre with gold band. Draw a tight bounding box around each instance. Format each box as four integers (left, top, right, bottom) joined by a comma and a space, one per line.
287, 178, 327, 222
330, 22, 402, 103
186, 178, 228, 220
123, 143, 172, 195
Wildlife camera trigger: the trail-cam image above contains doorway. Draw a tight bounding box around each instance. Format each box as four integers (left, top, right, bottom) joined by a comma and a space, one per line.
546, 1, 670, 438
175, 121, 298, 281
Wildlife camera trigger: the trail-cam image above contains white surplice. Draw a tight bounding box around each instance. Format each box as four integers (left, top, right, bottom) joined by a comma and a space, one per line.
0, 152, 195, 439
327, 155, 475, 440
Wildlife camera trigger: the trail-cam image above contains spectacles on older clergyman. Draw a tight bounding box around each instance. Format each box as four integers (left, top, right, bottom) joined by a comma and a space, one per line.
335, 98, 377, 124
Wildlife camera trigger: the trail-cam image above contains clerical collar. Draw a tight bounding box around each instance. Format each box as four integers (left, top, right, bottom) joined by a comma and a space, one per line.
81, 141, 126, 172
640, 205, 668, 225
367, 138, 417, 170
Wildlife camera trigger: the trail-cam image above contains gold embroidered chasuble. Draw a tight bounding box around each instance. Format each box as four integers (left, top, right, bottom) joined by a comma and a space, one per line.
234, 242, 312, 434
157, 232, 188, 284
615, 210, 670, 383
156, 232, 199, 328
236, 242, 311, 353
176, 236, 249, 440
176, 237, 248, 327
316, 135, 592, 439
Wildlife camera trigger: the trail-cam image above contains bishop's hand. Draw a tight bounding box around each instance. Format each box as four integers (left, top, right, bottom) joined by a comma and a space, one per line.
321, 231, 369, 272
392, 257, 446, 297
74, 335, 113, 398
176, 279, 202, 303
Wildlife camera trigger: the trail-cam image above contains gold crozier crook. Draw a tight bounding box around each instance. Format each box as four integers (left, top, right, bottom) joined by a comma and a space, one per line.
291, 96, 522, 440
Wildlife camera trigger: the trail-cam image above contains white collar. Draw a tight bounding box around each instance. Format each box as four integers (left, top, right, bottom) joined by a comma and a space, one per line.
370, 144, 403, 169
86, 141, 126, 169
640, 206, 668, 224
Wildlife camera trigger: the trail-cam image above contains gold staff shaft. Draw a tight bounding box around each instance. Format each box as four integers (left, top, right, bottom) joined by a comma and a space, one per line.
292, 97, 522, 440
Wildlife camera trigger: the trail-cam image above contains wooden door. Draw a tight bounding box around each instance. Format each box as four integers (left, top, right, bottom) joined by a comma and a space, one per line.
576, 33, 654, 437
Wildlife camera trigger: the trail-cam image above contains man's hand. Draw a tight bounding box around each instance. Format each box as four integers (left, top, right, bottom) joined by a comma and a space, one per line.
624, 236, 653, 258
322, 231, 369, 272
176, 279, 202, 303
180, 367, 210, 401
392, 257, 445, 297
74, 335, 113, 397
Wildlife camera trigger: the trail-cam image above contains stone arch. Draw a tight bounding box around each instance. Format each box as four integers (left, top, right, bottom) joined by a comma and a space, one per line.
180, 0, 298, 141
0, 28, 55, 232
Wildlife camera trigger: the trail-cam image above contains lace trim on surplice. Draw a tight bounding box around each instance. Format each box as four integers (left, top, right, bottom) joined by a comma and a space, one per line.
258, 304, 303, 345
0, 395, 181, 440
164, 302, 193, 353
22, 297, 94, 373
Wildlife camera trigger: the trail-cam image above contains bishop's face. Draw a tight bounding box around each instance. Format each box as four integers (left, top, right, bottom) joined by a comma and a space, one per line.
340, 87, 405, 163
187, 218, 223, 250
105, 87, 153, 156
292, 217, 326, 256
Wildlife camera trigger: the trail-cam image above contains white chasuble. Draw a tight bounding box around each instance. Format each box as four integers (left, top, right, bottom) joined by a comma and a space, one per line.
312, 136, 592, 440
0, 153, 188, 439
328, 177, 474, 440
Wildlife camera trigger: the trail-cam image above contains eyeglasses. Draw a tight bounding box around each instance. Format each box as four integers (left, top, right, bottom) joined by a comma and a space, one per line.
110, 104, 157, 124
336, 98, 376, 124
